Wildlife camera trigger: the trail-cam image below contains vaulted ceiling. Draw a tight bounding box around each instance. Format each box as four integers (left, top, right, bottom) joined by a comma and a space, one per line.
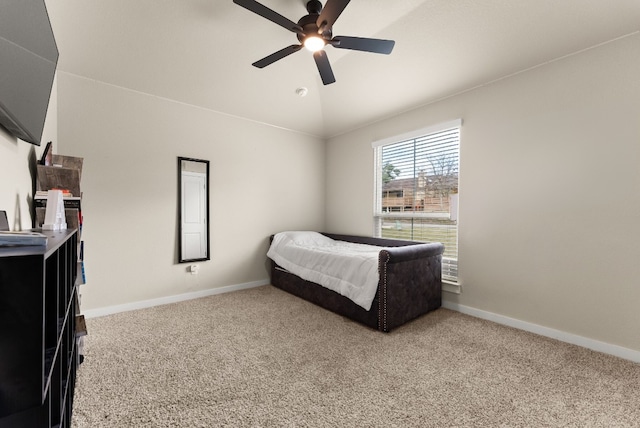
47, 0, 640, 138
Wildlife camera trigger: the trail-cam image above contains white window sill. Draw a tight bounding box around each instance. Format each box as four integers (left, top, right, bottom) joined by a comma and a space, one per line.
443, 280, 461, 294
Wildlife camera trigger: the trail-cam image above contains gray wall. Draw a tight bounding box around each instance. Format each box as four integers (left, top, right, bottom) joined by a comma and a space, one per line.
56, 73, 326, 311
325, 34, 640, 353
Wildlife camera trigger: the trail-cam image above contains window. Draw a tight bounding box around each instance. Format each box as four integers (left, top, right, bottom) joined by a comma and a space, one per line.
373, 119, 461, 290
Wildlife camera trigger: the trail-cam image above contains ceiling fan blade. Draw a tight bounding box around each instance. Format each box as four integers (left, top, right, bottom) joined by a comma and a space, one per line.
331, 36, 395, 54
233, 0, 303, 33
252, 44, 303, 68
313, 50, 336, 85
316, 0, 350, 34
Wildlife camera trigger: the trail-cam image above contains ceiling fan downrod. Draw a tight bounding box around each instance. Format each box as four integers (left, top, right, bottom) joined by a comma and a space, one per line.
306, 0, 322, 15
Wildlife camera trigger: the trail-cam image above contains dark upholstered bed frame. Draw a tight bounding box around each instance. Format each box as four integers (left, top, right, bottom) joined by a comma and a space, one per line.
269, 233, 445, 332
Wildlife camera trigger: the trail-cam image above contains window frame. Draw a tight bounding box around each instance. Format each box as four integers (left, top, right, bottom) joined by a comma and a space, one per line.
372, 119, 462, 293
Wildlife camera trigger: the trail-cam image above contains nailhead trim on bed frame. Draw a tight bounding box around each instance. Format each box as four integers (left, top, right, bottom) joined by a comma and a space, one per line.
378, 250, 391, 332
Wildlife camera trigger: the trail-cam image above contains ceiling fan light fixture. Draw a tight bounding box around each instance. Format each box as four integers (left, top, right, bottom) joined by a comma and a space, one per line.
303, 36, 325, 52
234, 0, 396, 84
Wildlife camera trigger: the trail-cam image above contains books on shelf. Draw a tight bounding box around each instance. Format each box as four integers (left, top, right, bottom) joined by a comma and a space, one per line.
36, 151, 89, 365
35, 154, 84, 230
77, 260, 86, 285
35, 193, 82, 232
0, 231, 48, 246
36, 165, 81, 197
35, 190, 78, 199
51, 154, 83, 179
75, 315, 87, 338
36, 155, 83, 198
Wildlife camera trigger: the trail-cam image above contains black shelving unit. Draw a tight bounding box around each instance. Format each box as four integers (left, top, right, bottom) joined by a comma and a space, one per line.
0, 229, 79, 428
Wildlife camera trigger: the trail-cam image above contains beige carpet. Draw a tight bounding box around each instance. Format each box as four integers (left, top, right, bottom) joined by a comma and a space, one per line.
72, 285, 640, 427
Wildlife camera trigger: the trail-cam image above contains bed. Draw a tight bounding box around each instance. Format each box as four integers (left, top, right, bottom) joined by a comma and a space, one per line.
268, 231, 445, 332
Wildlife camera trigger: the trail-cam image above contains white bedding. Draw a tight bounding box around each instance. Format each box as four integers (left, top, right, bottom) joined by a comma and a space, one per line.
267, 231, 384, 310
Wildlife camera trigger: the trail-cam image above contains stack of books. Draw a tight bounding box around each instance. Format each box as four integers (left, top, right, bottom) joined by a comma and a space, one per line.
0, 231, 47, 247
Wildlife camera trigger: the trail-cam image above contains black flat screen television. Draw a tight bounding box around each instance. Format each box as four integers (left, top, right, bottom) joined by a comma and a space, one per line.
0, 0, 58, 146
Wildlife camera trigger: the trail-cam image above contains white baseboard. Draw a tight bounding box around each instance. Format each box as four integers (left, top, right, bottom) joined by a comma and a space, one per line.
82, 279, 268, 319
442, 300, 640, 364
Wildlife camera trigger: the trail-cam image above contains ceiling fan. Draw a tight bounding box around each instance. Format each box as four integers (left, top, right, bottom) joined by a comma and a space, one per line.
233, 0, 395, 85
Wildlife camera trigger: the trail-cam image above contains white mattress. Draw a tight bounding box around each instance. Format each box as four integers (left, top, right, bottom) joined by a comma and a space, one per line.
267, 231, 383, 310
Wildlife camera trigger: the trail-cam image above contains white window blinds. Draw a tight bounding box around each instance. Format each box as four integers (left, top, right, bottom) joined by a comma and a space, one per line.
373, 120, 461, 287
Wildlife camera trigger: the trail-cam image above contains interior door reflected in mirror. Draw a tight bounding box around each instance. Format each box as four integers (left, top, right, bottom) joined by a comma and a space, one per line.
178, 157, 210, 263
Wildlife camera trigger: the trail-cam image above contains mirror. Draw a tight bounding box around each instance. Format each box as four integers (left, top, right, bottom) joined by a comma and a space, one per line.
178, 157, 210, 263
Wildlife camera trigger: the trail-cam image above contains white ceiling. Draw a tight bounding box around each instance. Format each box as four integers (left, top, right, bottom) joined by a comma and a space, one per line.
46, 0, 640, 138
